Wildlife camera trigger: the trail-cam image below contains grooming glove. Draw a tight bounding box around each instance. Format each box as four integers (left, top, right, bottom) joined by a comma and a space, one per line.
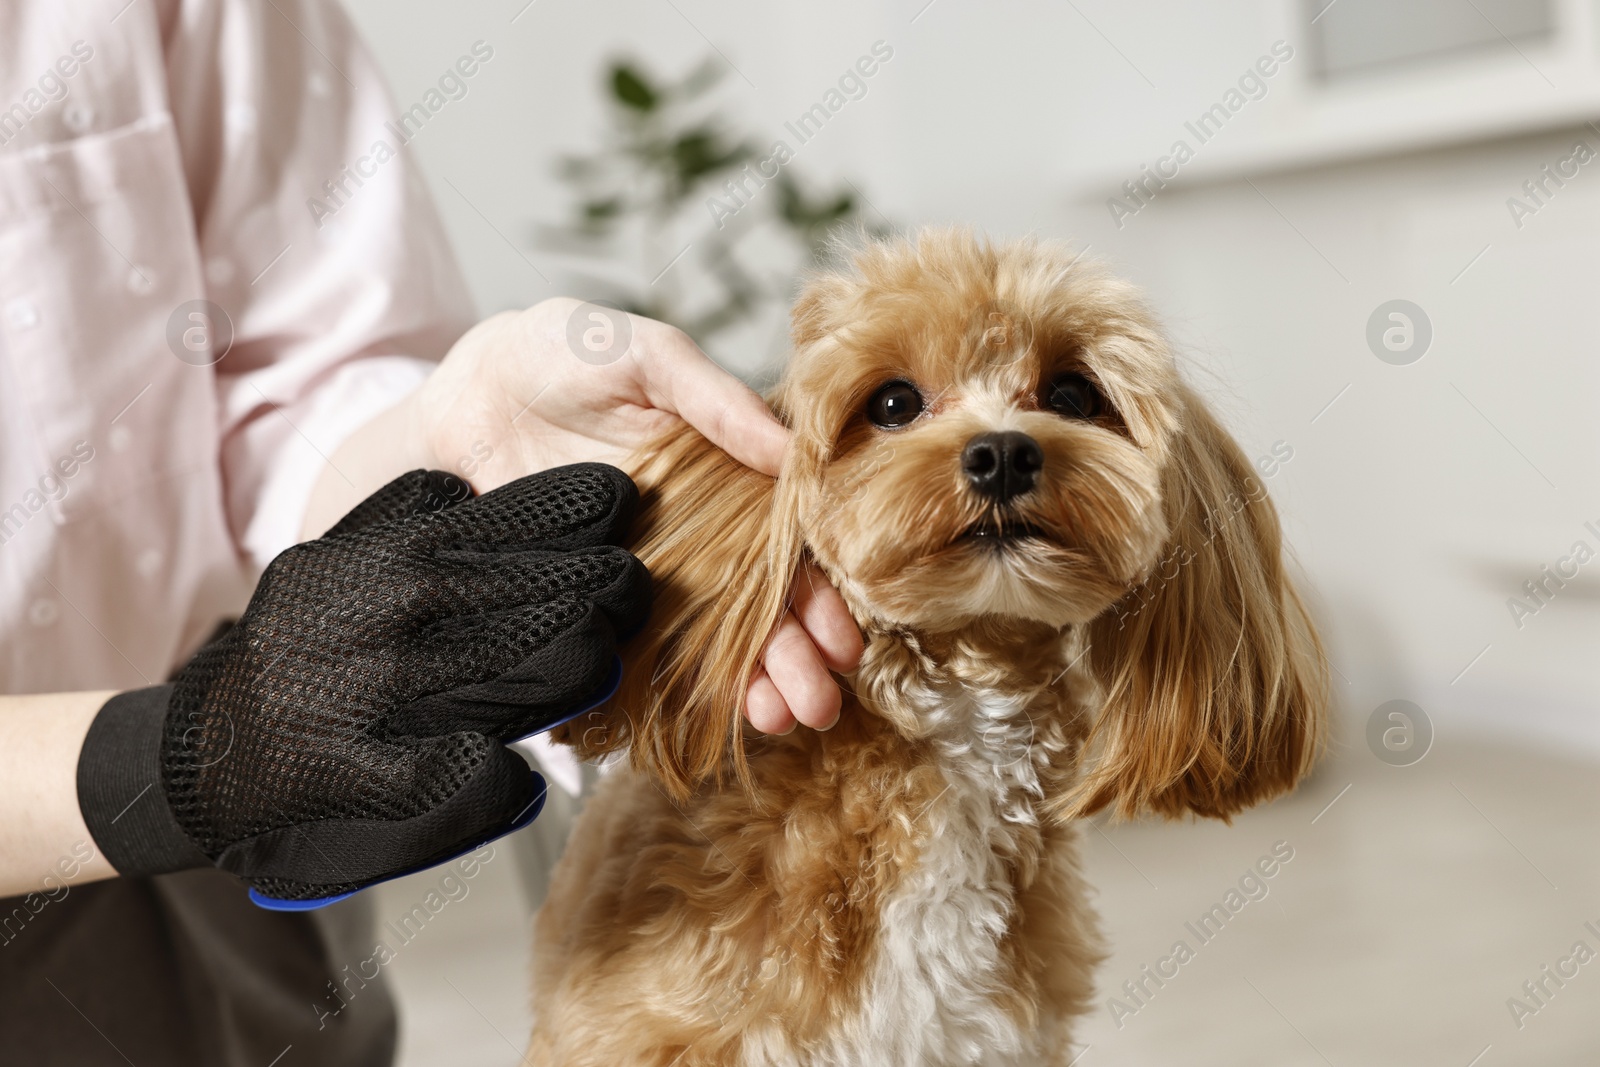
76, 464, 649, 908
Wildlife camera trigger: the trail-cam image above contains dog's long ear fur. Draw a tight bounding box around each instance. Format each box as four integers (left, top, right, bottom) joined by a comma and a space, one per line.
551, 421, 802, 802
1058, 386, 1328, 821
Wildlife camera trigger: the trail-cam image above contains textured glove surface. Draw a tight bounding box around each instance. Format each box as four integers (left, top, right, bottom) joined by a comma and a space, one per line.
160, 463, 648, 900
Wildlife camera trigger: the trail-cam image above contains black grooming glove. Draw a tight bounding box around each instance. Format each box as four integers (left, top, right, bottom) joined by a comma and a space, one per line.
76, 463, 649, 905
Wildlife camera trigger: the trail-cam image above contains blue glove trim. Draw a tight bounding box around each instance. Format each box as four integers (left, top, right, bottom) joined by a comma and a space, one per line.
511, 653, 623, 742
248, 778, 547, 912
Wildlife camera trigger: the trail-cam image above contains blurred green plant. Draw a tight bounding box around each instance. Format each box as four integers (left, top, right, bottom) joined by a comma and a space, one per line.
540, 56, 883, 344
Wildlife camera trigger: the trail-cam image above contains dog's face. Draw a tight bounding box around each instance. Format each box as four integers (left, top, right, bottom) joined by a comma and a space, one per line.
778, 235, 1180, 631
585, 229, 1326, 820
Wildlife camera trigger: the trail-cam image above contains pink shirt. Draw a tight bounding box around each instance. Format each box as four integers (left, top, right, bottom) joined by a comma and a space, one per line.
0, 0, 475, 693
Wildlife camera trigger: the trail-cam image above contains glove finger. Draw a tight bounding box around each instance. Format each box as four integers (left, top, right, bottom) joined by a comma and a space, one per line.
214, 739, 544, 898
324, 469, 473, 540
406, 462, 639, 554
386, 597, 620, 742
431, 545, 651, 639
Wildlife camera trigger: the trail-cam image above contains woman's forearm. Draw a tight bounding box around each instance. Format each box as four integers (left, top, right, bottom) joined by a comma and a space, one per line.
0, 691, 118, 897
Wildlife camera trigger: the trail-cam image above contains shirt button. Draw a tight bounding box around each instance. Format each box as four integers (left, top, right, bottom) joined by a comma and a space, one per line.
128, 266, 154, 294
108, 425, 132, 453
206, 258, 235, 286
62, 103, 92, 133
5, 299, 39, 330
28, 599, 59, 627
136, 549, 163, 577
228, 104, 258, 131
308, 72, 331, 98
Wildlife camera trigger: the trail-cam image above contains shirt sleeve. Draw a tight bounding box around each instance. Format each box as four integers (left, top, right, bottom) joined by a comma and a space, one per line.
159, 0, 477, 569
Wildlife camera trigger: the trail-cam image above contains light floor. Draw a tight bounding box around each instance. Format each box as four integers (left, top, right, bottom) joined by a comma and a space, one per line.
373, 724, 1600, 1066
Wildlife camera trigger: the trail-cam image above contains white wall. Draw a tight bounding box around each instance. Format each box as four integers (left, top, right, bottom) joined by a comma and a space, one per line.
340, 0, 1599, 755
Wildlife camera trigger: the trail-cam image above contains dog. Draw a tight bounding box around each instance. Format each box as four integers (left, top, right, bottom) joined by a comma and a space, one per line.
527, 228, 1327, 1066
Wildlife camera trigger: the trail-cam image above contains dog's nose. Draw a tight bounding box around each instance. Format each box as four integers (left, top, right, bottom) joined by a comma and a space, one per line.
962, 431, 1043, 503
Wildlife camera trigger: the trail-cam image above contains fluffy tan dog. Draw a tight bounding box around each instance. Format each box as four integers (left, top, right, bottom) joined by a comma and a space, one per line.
528, 229, 1327, 1067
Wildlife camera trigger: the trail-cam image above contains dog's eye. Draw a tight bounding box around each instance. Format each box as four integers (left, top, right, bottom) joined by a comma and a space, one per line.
1045, 373, 1101, 419
867, 380, 924, 428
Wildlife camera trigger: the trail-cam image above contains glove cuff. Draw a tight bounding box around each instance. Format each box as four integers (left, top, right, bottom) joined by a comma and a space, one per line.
77, 685, 211, 876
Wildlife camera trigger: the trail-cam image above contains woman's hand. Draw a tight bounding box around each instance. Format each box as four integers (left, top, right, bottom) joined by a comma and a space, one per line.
415, 299, 787, 488
311, 298, 861, 734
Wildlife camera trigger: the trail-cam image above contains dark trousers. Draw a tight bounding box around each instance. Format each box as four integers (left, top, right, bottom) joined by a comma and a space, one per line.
0, 867, 395, 1066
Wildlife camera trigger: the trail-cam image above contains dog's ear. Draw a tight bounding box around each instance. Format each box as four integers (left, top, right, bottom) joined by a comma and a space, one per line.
1057, 386, 1327, 821
551, 421, 802, 801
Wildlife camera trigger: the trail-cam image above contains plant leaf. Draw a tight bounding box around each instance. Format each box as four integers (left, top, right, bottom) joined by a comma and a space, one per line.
611, 63, 657, 111
671, 129, 752, 186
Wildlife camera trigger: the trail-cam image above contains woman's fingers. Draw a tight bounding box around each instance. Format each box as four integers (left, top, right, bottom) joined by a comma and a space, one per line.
790, 562, 863, 672
638, 321, 789, 477
744, 565, 862, 735
744, 666, 796, 736
755, 610, 841, 732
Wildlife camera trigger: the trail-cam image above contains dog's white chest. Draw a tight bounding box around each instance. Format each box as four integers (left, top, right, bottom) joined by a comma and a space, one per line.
818, 688, 1056, 1067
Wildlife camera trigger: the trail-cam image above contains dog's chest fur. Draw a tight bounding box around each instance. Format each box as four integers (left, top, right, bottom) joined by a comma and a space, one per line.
807, 674, 1083, 1067
531, 649, 1099, 1067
